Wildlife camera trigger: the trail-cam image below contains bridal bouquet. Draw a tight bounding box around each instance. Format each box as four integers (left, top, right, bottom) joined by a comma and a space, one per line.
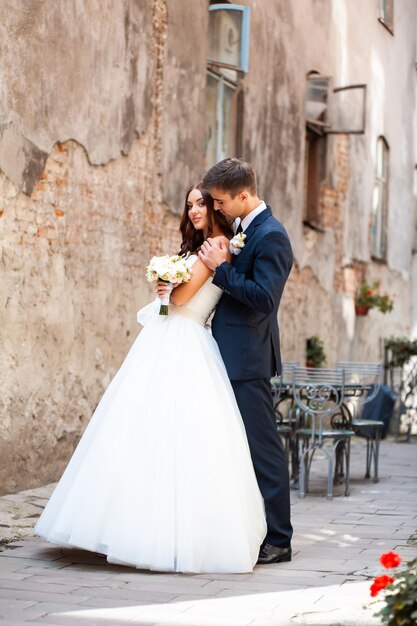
145, 254, 192, 315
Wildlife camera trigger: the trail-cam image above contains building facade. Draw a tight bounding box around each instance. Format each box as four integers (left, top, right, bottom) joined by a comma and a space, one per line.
1, 0, 416, 493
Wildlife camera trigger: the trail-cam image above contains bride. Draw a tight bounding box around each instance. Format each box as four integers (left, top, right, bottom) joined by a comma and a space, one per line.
35, 183, 267, 573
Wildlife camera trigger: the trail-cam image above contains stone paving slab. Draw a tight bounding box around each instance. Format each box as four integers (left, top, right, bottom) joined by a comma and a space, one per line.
0, 438, 416, 625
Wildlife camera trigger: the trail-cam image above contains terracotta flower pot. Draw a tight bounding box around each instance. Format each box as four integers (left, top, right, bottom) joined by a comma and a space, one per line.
355, 304, 369, 316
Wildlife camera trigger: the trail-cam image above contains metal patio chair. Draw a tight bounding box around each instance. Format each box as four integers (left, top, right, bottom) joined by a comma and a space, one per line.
292, 367, 354, 499
271, 362, 299, 462
336, 361, 383, 482
271, 361, 299, 405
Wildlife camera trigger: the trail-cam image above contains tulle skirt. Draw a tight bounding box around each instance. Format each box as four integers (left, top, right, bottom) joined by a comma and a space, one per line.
35, 304, 266, 573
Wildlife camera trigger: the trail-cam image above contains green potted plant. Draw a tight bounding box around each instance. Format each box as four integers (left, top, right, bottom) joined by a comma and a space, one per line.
385, 337, 417, 367
306, 336, 326, 368
355, 280, 395, 316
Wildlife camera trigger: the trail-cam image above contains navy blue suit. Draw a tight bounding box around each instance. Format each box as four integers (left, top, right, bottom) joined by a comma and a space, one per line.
212, 206, 293, 548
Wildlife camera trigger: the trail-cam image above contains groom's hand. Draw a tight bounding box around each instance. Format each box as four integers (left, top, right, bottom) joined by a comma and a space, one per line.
199, 238, 229, 271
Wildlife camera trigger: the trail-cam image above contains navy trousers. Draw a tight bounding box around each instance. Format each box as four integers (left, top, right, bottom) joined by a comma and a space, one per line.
231, 378, 293, 548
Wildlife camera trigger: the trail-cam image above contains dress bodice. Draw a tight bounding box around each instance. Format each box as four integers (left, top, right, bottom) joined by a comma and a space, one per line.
170, 255, 222, 326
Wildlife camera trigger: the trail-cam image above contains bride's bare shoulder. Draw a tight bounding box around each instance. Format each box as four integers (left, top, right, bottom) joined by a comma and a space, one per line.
210, 234, 231, 244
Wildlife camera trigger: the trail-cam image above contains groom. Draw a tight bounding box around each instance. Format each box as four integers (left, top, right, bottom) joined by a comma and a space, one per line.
199, 158, 293, 564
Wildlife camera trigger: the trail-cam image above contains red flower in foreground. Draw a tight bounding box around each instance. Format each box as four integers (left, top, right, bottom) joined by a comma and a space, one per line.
370, 574, 394, 597
380, 551, 401, 569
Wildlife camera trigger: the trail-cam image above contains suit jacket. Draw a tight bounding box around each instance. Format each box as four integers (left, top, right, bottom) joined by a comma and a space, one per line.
211, 206, 293, 380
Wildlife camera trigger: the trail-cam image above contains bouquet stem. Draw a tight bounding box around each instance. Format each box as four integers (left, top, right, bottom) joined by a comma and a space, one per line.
159, 284, 173, 315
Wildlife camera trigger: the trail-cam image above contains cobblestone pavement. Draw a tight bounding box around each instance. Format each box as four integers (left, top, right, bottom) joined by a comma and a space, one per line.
0, 438, 416, 626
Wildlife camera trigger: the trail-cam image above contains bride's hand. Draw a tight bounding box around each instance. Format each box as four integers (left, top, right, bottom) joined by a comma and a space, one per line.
155, 281, 177, 298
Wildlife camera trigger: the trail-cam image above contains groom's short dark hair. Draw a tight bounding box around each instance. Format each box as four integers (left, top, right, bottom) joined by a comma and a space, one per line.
202, 158, 257, 196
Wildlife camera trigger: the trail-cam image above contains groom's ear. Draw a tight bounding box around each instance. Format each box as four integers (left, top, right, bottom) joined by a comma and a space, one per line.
239, 191, 249, 202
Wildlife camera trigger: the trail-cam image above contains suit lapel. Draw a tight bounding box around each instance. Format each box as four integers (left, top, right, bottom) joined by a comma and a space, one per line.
243, 206, 272, 239
232, 206, 272, 264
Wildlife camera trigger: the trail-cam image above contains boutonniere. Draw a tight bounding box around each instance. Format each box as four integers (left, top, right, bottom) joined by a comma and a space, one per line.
229, 232, 246, 255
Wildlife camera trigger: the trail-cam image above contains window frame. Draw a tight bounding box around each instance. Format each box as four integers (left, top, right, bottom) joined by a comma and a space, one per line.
205, 69, 238, 166
371, 136, 389, 261
208, 4, 251, 73
378, 0, 394, 35
305, 73, 331, 132
303, 126, 327, 231
327, 84, 367, 135
303, 73, 329, 230
413, 166, 417, 253
305, 75, 367, 135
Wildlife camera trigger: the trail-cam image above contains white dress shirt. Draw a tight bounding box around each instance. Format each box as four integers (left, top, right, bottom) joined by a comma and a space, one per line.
235, 201, 267, 233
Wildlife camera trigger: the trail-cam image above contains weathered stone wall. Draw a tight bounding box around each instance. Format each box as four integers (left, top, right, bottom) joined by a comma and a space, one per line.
1, 0, 416, 494
411, 44, 417, 337
0, 1, 155, 187
0, 133, 182, 494
238, 0, 416, 366
0, 0, 206, 494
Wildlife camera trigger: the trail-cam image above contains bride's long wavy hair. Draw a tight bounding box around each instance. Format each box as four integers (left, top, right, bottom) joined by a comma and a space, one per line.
179, 183, 233, 256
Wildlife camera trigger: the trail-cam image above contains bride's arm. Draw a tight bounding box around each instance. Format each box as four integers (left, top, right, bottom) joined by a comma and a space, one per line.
171, 236, 231, 306
170, 258, 212, 306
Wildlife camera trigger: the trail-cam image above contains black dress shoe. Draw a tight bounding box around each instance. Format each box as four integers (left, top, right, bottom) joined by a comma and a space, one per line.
257, 544, 292, 564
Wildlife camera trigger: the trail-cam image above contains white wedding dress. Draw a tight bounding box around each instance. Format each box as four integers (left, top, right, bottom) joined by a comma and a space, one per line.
35, 256, 266, 573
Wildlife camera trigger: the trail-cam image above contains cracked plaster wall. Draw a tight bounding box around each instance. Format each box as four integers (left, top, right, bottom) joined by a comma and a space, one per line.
0, 0, 207, 494
0, 0, 416, 494
0, 0, 156, 191
237, 0, 415, 366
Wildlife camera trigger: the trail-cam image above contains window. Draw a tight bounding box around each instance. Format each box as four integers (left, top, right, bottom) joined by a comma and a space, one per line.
305, 75, 366, 135
329, 85, 367, 135
371, 137, 389, 260
303, 129, 327, 227
205, 4, 250, 167
305, 74, 330, 132
208, 4, 250, 72
303, 73, 367, 228
413, 167, 417, 253
378, 0, 394, 34
205, 71, 238, 164
303, 73, 329, 227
